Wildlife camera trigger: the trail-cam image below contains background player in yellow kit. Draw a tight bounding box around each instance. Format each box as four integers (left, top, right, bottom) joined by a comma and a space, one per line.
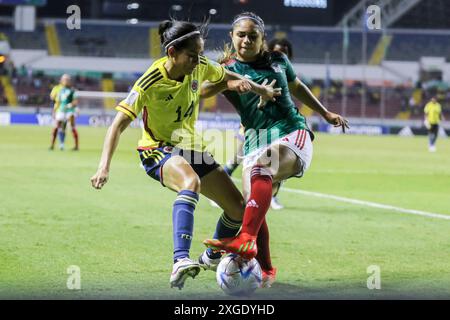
424, 96, 444, 152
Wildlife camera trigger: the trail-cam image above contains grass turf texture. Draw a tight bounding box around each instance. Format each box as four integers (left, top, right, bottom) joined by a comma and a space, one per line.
0, 125, 449, 299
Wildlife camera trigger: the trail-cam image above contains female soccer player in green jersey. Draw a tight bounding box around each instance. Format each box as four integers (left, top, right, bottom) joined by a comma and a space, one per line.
49, 74, 79, 151
90, 19, 279, 290
220, 38, 295, 211
202, 12, 349, 287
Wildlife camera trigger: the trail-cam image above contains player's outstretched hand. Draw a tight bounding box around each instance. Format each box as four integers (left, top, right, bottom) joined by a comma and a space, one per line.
227, 79, 253, 94
91, 168, 109, 190
324, 111, 350, 133
258, 79, 282, 109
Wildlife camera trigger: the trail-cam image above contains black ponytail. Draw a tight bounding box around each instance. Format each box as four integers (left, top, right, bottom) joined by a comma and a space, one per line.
158, 20, 174, 44
158, 18, 209, 54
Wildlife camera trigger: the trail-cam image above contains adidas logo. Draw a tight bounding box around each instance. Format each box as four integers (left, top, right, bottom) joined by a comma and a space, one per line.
165, 94, 174, 101
246, 199, 259, 209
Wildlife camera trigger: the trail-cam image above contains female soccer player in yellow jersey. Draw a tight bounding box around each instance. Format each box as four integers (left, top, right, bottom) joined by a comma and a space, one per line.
201, 12, 349, 287
90, 19, 280, 290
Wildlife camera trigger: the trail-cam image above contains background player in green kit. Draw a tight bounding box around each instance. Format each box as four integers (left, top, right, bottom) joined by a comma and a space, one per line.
201, 12, 349, 287
49, 74, 79, 151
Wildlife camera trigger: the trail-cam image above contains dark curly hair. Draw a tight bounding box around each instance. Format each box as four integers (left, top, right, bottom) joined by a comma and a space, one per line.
268, 38, 293, 59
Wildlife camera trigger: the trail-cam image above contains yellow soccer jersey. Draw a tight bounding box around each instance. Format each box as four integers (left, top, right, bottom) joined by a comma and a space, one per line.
50, 84, 63, 111
117, 56, 225, 151
424, 101, 442, 125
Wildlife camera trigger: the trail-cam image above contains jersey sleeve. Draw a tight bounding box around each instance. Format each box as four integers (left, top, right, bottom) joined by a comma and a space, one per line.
203, 56, 226, 84
116, 85, 145, 120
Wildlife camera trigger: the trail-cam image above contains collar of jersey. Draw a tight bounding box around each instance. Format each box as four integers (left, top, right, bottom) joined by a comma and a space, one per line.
158, 57, 187, 84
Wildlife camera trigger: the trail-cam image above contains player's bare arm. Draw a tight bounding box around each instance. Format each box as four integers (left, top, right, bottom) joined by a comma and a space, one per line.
91, 111, 132, 189
200, 69, 281, 102
288, 78, 349, 132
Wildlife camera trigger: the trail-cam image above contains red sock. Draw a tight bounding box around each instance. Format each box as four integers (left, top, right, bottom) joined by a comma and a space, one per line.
241, 165, 273, 236
256, 218, 272, 271
51, 128, 57, 146
72, 128, 79, 148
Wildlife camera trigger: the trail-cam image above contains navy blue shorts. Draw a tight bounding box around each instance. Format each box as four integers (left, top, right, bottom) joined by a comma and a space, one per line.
429, 124, 439, 135
138, 146, 219, 186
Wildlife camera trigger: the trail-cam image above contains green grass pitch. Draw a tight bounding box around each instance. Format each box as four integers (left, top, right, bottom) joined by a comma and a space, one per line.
0, 125, 449, 299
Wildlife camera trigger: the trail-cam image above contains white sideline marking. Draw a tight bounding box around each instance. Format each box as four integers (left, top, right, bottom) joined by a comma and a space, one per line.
231, 178, 450, 221
314, 169, 450, 176
283, 188, 450, 221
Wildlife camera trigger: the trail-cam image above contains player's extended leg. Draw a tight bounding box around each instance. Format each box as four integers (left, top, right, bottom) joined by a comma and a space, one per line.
257, 218, 277, 288
243, 144, 301, 234
161, 156, 202, 289
69, 115, 79, 151
242, 165, 276, 286
198, 166, 244, 269
204, 144, 302, 260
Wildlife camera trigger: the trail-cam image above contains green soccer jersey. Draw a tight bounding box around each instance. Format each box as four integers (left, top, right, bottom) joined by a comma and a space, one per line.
223, 52, 310, 155
56, 87, 77, 113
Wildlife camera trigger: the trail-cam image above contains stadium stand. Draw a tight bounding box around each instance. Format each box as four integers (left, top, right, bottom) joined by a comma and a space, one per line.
0, 23, 46, 50
1, 17, 449, 120
2, 20, 450, 63
55, 22, 149, 58
386, 31, 450, 61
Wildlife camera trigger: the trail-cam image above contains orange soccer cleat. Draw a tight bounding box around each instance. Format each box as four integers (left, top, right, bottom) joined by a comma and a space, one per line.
203, 232, 258, 260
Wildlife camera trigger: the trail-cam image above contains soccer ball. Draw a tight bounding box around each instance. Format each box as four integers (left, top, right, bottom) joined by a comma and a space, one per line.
216, 254, 262, 296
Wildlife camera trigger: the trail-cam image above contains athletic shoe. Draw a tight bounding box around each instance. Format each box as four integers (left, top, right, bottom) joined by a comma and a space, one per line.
429, 146, 437, 153
72, 147, 79, 151
261, 267, 277, 288
59, 144, 64, 151
169, 258, 201, 290
203, 233, 257, 260
270, 197, 284, 210
198, 250, 221, 271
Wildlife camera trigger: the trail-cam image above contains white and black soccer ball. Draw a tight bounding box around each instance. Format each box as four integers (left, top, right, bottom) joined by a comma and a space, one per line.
216, 254, 262, 296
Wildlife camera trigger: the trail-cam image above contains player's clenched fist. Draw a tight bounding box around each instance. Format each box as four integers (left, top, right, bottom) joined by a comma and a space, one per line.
91, 169, 109, 189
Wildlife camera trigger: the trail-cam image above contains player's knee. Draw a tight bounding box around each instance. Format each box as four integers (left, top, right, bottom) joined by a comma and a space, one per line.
181, 174, 201, 193
256, 149, 279, 170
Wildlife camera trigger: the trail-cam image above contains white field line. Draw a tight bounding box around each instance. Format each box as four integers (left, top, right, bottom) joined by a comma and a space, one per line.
232, 178, 450, 221
313, 169, 450, 176
282, 188, 450, 221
